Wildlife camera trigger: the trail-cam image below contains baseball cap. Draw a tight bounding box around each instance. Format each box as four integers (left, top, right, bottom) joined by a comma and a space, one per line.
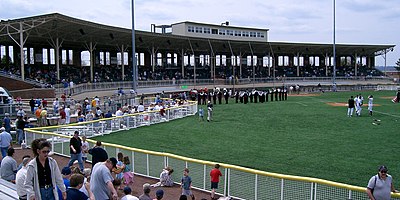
156, 189, 164, 197
61, 166, 72, 175
379, 165, 388, 172
109, 157, 118, 168
0, 127, 5, 131
123, 186, 132, 194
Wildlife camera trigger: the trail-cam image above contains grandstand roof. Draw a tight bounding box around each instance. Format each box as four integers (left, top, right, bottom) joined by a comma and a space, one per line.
0, 13, 395, 57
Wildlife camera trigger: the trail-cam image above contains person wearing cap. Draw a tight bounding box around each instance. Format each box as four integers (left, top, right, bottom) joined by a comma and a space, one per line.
139, 183, 152, 200
3, 113, 11, 133
67, 131, 84, 172
25, 138, 66, 200
0, 126, 12, 161
0, 147, 17, 183
367, 165, 398, 200
90, 158, 118, 200
121, 186, 139, 200
16, 156, 31, 200
154, 189, 164, 200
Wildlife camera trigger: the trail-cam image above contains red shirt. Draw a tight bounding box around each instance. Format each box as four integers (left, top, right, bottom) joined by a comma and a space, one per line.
60, 110, 66, 119
210, 168, 222, 183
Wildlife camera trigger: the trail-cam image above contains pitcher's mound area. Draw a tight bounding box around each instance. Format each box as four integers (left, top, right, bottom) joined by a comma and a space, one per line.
326, 102, 382, 107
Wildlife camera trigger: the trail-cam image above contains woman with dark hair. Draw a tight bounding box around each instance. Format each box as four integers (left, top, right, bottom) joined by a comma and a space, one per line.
24, 138, 66, 200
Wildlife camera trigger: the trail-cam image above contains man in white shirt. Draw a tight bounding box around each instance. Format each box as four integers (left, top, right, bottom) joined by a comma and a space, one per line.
65, 105, 71, 124
121, 186, 139, 200
137, 103, 145, 112
16, 156, 31, 200
115, 107, 124, 116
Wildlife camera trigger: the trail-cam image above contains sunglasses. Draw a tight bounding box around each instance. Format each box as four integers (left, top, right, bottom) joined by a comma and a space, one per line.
41, 150, 51, 154
380, 171, 388, 174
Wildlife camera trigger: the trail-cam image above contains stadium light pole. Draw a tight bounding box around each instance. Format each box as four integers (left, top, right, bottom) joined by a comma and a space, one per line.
131, 0, 137, 91
332, 0, 337, 85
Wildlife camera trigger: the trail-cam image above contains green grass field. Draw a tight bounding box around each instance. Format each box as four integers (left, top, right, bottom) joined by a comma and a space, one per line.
94, 90, 400, 187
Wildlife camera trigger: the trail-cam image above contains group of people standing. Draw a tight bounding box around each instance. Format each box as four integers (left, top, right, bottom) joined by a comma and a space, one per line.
347, 94, 374, 117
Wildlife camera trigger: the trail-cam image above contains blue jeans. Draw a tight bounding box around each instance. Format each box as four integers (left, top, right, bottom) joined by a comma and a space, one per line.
40, 187, 55, 200
1, 147, 8, 158
68, 153, 84, 171
16, 129, 24, 145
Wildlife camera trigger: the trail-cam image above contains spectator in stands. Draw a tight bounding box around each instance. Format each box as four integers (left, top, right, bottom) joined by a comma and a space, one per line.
210, 164, 223, 200
25, 138, 66, 200
181, 168, 194, 200
40, 108, 48, 126
65, 105, 71, 124
0, 147, 17, 182
0, 127, 12, 162
121, 186, 139, 200
3, 113, 11, 133
151, 166, 174, 187
66, 174, 89, 200
90, 157, 118, 200
16, 156, 31, 200
67, 131, 84, 172
17, 106, 26, 117
81, 136, 89, 164
17, 155, 31, 171
155, 189, 164, 200
53, 98, 60, 114
139, 183, 152, 200
88, 141, 108, 168
59, 107, 66, 125
16, 116, 29, 145
35, 106, 42, 126
367, 165, 398, 200
29, 98, 35, 113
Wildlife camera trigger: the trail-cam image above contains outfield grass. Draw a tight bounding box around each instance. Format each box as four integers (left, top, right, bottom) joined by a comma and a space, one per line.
94, 90, 400, 187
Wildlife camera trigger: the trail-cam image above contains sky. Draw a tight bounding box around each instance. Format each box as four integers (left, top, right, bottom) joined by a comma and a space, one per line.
0, 0, 399, 66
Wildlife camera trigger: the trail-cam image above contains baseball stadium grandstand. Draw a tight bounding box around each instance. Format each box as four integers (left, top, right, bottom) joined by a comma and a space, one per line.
1, 13, 400, 200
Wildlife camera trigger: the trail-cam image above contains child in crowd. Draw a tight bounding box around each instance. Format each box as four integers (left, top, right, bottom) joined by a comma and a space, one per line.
199, 107, 204, 121
181, 168, 195, 200
81, 136, 89, 163
210, 164, 223, 200
122, 156, 134, 188
66, 174, 89, 200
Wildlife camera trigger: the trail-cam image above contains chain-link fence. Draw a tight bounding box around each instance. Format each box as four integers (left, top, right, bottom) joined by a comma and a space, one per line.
24, 100, 400, 200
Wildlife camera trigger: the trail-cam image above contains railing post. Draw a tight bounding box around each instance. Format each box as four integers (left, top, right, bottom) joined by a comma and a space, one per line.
310, 182, 314, 200
314, 183, 317, 200
146, 154, 149, 176
224, 168, 228, 197
61, 139, 64, 155
227, 168, 230, 197
115, 148, 119, 157
280, 179, 284, 200
51, 135, 55, 152
203, 165, 206, 190
131, 151, 135, 173
348, 190, 352, 200
255, 174, 258, 200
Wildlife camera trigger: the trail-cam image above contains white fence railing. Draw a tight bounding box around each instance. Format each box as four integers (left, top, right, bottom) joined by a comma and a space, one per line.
24, 101, 400, 200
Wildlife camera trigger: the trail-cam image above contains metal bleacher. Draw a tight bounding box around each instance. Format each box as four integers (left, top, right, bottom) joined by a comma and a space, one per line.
0, 178, 18, 200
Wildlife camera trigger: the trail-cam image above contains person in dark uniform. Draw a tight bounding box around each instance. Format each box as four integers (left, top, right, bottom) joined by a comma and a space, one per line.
224, 89, 229, 104
243, 91, 249, 104
217, 90, 223, 104
208, 91, 212, 102
278, 88, 282, 101
270, 89, 274, 102
202, 90, 207, 105
259, 91, 265, 103
212, 90, 217, 105
197, 90, 201, 105
239, 91, 244, 103
235, 91, 239, 103
254, 90, 259, 103
249, 91, 254, 103
265, 90, 269, 102
274, 88, 278, 101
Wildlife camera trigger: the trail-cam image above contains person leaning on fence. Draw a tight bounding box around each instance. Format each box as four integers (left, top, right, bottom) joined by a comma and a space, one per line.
367, 165, 398, 200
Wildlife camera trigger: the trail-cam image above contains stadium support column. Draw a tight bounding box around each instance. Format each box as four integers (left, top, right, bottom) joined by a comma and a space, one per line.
19, 23, 25, 80
325, 53, 329, 76
180, 49, 185, 78
296, 53, 300, 77
117, 44, 128, 81
84, 42, 97, 83
354, 53, 358, 79
152, 46, 156, 73
48, 37, 63, 81
207, 39, 215, 88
